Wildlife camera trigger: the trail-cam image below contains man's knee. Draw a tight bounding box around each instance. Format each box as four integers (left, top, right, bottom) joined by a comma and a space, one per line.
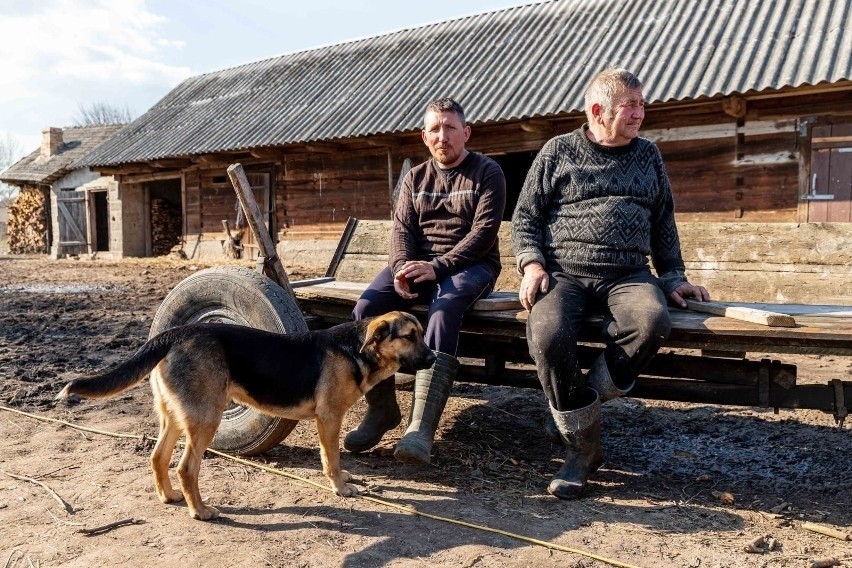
527, 310, 575, 363
626, 284, 672, 342
353, 298, 391, 321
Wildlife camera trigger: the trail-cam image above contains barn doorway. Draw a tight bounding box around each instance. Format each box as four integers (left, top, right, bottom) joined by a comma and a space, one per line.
490, 150, 537, 220
146, 179, 183, 256
92, 190, 109, 252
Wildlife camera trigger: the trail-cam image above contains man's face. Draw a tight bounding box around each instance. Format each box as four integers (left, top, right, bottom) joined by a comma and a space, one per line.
598, 88, 645, 146
421, 110, 471, 168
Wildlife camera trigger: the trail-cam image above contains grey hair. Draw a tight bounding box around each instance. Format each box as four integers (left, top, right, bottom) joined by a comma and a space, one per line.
584, 69, 643, 122
424, 98, 466, 125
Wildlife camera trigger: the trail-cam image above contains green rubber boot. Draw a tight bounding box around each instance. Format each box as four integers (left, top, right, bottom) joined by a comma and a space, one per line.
394, 351, 459, 465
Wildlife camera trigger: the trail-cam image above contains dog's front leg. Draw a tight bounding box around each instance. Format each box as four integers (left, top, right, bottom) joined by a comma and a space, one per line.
315, 414, 358, 496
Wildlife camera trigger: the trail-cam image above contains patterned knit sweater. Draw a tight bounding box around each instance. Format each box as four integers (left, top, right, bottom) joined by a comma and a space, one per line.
511, 125, 687, 295
391, 152, 506, 282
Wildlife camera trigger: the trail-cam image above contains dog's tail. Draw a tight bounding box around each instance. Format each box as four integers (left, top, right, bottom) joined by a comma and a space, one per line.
57, 328, 181, 400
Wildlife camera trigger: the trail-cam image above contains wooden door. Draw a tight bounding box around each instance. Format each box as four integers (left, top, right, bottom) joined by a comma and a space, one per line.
56, 189, 89, 256
808, 124, 852, 222
239, 172, 271, 259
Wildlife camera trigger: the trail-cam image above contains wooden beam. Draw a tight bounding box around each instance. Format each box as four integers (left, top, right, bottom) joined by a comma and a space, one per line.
519, 119, 552, 133
249, 147, 284, 159
148, 158, 193, 169
118, 171, 182, 184
723, 95, 747, 118
304, 143, 348, 154
685, 300, 796, 327
95, 166, 159, 177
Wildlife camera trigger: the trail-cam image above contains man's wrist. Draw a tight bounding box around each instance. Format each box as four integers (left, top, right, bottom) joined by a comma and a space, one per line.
522, 261, 544, 275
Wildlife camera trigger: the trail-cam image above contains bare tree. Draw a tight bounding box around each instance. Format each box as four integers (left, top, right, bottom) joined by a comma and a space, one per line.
73, 101, 135, 126
0, 134, 23, 206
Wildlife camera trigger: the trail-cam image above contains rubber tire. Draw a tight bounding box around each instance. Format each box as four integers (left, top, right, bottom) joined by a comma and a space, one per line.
149, 266, 308, 456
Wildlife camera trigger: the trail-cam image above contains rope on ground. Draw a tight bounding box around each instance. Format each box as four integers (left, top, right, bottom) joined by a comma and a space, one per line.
0, 404, 642, 568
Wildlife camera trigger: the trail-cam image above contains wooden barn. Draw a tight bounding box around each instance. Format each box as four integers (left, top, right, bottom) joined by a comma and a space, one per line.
76, 0, 852, 301
0, 125, 124, 257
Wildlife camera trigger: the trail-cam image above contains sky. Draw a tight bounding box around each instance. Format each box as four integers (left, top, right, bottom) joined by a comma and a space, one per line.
0, 0, 529, 160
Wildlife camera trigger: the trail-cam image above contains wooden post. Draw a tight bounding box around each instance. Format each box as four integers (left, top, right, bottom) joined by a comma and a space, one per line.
227, 163, 296, 298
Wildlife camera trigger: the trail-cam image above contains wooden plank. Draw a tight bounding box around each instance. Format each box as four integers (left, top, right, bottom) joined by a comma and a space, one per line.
227, 163, 295, 297
292, 280, 852, 344
685, 300, 796, 327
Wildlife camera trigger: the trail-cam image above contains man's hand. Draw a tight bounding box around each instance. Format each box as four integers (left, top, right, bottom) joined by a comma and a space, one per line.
519, 262, 549, 311
669, 282, 710, 308
393, 260, 436, 299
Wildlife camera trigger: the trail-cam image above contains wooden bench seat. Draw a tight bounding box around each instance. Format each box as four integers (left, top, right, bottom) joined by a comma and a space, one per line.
290, 218, 852, 422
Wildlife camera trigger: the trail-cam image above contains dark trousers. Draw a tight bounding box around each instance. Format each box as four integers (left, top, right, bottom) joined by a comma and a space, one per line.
353, 263, 495, 356
526, 270, 671, 411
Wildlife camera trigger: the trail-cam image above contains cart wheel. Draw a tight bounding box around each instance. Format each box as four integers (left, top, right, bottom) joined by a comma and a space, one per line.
149, 266, 308, 456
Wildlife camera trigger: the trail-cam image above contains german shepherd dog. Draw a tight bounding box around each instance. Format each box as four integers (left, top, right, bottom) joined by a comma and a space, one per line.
58, 311, 435, 520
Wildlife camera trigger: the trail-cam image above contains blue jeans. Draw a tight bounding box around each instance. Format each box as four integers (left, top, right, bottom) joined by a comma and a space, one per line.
353, 263, 495, 356
526, 270, 671, 411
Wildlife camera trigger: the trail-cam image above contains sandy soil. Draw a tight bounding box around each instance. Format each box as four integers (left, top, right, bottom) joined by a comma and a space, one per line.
0, 254, 850, 568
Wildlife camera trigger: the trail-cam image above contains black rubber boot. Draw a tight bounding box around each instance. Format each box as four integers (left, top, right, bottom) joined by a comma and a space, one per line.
343, 376, 401, 453
394, 351, 459, 465
544, 409, 561, 444
587, 353, 634, 403
548, 389, 602, 500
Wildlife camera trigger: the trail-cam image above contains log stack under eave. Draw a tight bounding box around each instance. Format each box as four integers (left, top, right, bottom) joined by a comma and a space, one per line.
6, 187, 47, 254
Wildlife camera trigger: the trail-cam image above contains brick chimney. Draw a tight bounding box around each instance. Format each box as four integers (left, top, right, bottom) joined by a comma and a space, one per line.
41, 127, 64, 158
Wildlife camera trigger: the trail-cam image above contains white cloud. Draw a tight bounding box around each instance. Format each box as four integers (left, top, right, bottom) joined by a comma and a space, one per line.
0, 0, 192, 151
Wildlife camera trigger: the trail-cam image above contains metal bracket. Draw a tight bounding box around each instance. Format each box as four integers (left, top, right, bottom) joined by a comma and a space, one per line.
832, 379, 848, 428
254, 254, 282, 275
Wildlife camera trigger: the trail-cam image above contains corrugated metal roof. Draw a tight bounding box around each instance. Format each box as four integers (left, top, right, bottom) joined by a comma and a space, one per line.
1, 125, 125, 184
80, 0, 852, 167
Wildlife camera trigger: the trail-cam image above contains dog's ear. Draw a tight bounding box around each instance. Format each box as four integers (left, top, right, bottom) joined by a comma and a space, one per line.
360, 318, 391, 353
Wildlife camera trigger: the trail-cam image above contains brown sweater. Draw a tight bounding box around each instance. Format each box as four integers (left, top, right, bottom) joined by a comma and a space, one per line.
390, 151, 506, 281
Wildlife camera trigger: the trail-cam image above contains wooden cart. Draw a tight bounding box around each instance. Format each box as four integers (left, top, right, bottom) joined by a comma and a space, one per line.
153, 165, 852, 456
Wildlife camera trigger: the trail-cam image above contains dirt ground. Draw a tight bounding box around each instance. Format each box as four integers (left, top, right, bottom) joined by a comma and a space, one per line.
0, 253, 850, 568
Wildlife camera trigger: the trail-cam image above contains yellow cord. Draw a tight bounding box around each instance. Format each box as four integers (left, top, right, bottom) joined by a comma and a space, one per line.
0, 404, 642, 568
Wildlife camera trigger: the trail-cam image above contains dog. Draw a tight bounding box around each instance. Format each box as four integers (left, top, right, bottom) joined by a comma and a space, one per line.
57, 311, 435, 520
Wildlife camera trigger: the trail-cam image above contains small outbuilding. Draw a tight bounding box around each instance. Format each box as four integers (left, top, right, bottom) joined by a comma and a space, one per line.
0, 125, 124, 258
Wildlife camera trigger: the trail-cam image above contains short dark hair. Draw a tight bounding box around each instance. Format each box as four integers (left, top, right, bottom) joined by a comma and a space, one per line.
424, 98, 466, 125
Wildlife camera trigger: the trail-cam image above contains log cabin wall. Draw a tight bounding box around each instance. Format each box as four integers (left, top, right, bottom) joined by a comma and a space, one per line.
104, 87, 851, 284
278, 150, 392, 237
277, 90, 851, 277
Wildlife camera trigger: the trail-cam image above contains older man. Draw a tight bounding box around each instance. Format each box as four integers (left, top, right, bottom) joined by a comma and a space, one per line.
345, 98, 506, 464
512, 69, 709, 499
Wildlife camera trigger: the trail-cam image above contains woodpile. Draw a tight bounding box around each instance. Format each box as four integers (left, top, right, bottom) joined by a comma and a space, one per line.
151, 198, 182, 256
6, 187, 47, 254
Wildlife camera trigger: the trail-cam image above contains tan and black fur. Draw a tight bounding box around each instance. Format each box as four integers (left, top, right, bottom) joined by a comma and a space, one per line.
58, 311, 434, 521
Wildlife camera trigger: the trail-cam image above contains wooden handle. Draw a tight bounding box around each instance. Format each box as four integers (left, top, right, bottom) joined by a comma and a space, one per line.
227, 163, 295, 297
685, 300, 796, 327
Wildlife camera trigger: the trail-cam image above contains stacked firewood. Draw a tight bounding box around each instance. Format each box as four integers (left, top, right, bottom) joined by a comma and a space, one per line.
151, 198, 182, 256
6, 187, 47, 254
